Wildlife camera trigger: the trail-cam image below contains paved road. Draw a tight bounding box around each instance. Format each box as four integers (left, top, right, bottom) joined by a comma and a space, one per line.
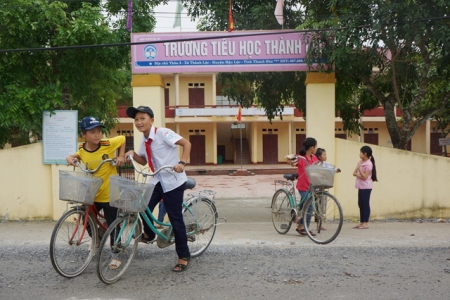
1, 196, 450, 299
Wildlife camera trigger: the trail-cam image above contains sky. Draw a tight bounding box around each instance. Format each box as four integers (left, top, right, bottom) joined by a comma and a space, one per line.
153, 1, 198, 33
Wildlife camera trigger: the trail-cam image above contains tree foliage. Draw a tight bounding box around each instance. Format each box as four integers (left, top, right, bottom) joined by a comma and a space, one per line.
183, 0, 307, 120
183, 0, 450, 149
299, 0, 450, 149
0, 0, 161, 148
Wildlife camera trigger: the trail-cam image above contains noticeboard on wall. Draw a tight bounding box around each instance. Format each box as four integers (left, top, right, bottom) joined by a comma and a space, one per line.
42, 110, 78, 164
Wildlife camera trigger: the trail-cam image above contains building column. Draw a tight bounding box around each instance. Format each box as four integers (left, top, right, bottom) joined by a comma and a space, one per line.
174, 73, 180, 132
131, 74, 165, 155
425, 119, 431, 155
305, 72, 337, 164
251, 123, 258, 163
213, 122, 218, 165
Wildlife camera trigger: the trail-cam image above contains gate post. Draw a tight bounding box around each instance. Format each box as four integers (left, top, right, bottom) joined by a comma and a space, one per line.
131, 73, 165, 145
305, 72, 337, 164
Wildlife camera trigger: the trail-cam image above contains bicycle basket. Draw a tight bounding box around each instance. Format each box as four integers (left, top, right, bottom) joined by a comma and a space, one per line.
305, 164, 336, 188
109, 175, 155, 212
59, 170, 103, 205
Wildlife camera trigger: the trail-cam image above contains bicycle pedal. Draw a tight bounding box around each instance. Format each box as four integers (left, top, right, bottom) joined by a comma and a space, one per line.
280, 224, 288, 229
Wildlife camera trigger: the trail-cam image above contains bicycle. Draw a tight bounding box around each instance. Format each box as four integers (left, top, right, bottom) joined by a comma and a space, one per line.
50, 158, 116, 278
96, 155, 221, 284
271, 163, 343, 244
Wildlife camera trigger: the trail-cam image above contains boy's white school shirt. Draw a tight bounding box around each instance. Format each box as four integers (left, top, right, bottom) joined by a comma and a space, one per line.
137, 126, 187, 193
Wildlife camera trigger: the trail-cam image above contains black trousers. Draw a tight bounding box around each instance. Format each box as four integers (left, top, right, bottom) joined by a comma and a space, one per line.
358, 189, 372, 223
143, 182, 190, 259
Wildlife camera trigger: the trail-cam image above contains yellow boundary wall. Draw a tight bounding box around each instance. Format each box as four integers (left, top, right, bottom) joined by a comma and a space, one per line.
1, 140, 449, 221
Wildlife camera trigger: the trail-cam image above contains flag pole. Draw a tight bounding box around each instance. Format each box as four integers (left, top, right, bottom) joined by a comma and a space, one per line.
240, 125, 243, 170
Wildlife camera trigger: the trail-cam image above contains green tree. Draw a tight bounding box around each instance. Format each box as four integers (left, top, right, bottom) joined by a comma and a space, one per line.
184, 0, 450, 149
299, 0, 450, 149
0, 0, 161, 148
184, 0, 308, 120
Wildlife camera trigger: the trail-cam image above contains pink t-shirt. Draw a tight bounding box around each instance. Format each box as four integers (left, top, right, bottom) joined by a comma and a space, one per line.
355, 159, 373, 189
296, 154, 318, 192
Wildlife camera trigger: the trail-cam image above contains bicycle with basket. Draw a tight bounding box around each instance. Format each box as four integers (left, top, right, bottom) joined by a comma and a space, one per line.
50, 158, 115, 278
271, 162, 343, 244
95, 155, 223, 284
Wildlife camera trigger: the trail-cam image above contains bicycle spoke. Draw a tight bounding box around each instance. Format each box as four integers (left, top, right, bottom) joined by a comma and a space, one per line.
303, 191, 343, 244
96, 215, 140, 284
50, 208, 96, 278
183, 197, 217, 257
271, 189, 294, 234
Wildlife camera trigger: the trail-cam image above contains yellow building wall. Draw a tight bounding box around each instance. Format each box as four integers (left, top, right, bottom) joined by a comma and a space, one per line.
177, 123, 215, 164
411, 122, 427, 153
254, 122, 291, 163
164, 75, 215, 107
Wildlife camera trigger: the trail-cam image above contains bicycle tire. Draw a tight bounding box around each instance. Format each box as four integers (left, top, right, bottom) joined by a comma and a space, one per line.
50, 207, 97, 278
302, 191, 343, 244
96, 214, 141, 284
182, 197, 217, 257
271, 189, 295, 234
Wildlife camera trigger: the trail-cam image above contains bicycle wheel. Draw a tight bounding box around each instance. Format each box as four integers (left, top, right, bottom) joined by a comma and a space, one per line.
271, 189, 295, 234
50, 207, 97, 278
302, 191, 343, 244
96, 214, 141, 284
182, 197, 217, 257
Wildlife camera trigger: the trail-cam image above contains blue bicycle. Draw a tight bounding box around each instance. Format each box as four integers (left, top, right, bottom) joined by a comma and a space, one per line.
96, 156, 220, 284
271, 164, 343, 244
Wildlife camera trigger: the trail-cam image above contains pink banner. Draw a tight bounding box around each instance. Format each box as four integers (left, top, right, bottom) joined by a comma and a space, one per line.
131, 31, 310, 73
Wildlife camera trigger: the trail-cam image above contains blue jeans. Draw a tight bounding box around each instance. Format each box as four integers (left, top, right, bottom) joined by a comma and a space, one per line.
157, 201, 166, 222
358, 189, 372, 222
297, 190, 313, 228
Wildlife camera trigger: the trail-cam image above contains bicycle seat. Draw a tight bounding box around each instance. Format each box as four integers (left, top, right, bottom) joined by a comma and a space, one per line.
283, 173, 298, 181
185, 177, 196, 190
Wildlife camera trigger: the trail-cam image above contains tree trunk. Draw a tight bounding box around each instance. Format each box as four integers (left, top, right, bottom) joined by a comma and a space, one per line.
383, 97, 401, 148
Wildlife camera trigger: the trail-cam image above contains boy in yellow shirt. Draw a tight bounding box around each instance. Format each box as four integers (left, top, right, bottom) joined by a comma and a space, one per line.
66, 117, 126, 267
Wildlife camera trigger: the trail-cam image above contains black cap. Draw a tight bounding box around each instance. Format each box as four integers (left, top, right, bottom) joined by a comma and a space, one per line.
79, 116, 105, 131
126, 106, 154, 118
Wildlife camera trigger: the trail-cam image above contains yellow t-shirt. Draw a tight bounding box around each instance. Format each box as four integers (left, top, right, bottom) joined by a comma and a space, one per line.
77, 136, 125, 203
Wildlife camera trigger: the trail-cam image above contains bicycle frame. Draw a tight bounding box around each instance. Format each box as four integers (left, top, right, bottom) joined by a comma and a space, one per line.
112, 200, 197, 249
66, 204, 108, 245
274, 179, 315, 214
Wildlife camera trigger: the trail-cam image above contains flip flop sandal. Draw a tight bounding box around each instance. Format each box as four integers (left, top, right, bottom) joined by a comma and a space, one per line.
173, 257, 190, 273
109, 258, 121, 270
296, 228, 307, 235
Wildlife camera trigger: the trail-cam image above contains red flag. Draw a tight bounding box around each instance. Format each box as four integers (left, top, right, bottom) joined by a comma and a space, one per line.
237, 105, 242, 122
227, 0, 235, 32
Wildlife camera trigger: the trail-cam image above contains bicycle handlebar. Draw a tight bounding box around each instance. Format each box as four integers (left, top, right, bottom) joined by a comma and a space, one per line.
127, 154, 173, 177
73, 158, 116, 174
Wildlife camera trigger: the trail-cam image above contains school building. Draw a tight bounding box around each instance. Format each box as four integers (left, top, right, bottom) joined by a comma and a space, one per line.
111, 72, 443, 166
110, 31, 445, 166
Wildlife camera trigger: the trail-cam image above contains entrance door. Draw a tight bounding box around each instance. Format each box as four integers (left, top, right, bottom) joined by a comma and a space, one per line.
296, 134, 306, 155
364, 133, 379, 145
263, 134, 278, 164
188, 88, 205, 108
189, 135, 206, 165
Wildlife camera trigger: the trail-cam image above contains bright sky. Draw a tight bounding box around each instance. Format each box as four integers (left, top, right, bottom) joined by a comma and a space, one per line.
153, 1, 198, 33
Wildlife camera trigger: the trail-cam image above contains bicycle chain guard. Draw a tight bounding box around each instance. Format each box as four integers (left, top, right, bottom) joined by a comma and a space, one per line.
156, 228, 174, 249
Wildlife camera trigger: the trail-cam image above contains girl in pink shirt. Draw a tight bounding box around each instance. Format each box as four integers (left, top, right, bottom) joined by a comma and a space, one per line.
353, 145, 378, 229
